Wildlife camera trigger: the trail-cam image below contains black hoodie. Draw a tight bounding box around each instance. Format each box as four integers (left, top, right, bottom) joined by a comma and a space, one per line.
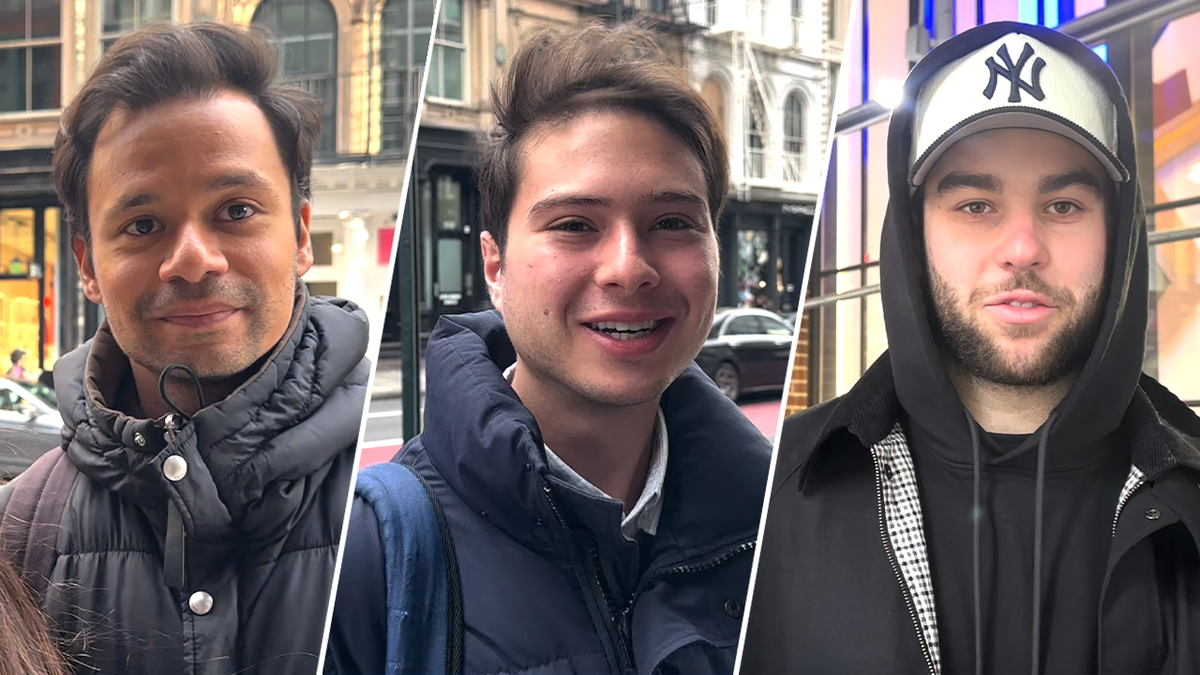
883, 22, 1144, 674
742, 21, 1200, 675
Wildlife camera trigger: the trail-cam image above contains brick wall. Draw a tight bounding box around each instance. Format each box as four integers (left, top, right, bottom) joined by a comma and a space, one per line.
784, 268, 818, 417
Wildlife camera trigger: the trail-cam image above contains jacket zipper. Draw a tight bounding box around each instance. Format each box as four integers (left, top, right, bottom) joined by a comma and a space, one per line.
872, 452, 936, 675
616, 539, 756, 641
543, 486, 636, 674
1110, 477, 1146, 537
163, 413, 181, 443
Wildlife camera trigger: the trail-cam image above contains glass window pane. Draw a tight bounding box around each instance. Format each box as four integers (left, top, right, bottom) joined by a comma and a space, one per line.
30, 45, 58, 109
413, 31, 430, 66
436, 176, 462, 230
441, 46, 462, 101
382, 0, 408, 29
439, 0, 461, 42
0, 0, 25, 43
0, 47, 26, 112
1147, 233, 1200, 410
31, 0, 57, 39
726, 316, 762, 335
414, 0, 434, 31
103, 0, 137, 34
437, 239, 463, 294
143, 0, 172, 23
306, 36, 333, 74
1152, 12, 1200, 213
428, 45, 441, 98
44, 207, 58, 370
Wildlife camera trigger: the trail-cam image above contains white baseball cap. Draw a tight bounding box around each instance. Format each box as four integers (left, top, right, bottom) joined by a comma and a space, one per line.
908, 31, 1129, 187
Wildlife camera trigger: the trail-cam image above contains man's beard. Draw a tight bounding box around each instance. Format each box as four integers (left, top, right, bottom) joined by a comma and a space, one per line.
926, 267, 1105, 387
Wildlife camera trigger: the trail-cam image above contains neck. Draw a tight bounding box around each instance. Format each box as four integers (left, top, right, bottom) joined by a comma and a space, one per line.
128, 361, 245, 420
945, 358, 1074, 434
510, 359, 658, 508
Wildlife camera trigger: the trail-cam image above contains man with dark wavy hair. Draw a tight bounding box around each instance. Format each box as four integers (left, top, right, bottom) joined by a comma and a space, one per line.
328, 19, 769, 675
0, 22, 369, 675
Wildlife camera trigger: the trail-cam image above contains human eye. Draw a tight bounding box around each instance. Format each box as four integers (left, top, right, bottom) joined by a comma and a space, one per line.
122, 217, 163, 237
216, 203, 257, 222
957, 201, 994, 216
655, 216, 700, 232
548, 219, 595, 233
1047, 200, 1082, 217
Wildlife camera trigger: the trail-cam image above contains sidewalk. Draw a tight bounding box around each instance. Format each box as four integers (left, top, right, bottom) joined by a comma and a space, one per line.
370, 358, 426, 400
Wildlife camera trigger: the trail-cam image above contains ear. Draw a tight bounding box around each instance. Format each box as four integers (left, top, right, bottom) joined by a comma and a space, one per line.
295, 200, 314, 276
72, 237, 103, 305
481, 230, 504, 313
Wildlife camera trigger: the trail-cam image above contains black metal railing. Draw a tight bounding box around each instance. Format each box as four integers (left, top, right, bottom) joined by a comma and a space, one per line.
278, 66, 424, 161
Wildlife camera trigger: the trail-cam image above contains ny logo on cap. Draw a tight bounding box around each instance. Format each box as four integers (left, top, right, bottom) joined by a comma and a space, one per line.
983, 43, 1046, 103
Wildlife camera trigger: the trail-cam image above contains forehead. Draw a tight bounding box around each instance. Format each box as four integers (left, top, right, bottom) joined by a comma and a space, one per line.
514, 110, 708, 207
88, 91, 288, 202
925, 127, 1106, 186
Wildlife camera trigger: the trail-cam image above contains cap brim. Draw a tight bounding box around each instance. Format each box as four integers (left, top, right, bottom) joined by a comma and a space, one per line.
909, 108, 1129, 187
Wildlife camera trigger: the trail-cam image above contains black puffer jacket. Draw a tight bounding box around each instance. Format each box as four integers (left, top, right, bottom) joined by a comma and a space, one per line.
0, 293, 370, 675
327, 311, 770, 675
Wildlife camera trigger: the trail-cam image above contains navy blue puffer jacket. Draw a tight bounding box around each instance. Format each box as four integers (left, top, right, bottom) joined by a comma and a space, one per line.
328, 310, 770, 675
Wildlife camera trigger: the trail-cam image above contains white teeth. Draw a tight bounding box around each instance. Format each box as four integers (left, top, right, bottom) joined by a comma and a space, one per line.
586, 319, 661, 337
1008, 301, 1037, 308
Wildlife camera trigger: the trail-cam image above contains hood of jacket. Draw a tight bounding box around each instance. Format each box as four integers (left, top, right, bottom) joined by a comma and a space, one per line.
417, 310, 770, 562
881, 21, 1148, 459
55, 289, 371, 543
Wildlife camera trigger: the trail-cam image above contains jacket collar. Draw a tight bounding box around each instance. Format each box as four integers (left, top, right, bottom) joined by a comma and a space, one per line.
802, 350, 1200, 490
57, 290, 371, 543
418, 311, 771, 562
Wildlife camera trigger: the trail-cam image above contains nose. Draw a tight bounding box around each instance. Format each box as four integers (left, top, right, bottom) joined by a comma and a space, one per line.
159, 221, 229, 283
994, 208, 1049, 272
594, 225, 660, 295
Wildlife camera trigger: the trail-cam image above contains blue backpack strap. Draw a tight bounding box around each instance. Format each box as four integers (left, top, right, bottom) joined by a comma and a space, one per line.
354, 461, 463, 675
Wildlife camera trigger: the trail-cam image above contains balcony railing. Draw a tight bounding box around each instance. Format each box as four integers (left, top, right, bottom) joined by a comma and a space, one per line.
783, 151, 804, 183
748, 147, 767, 179
279, 66, 424, 161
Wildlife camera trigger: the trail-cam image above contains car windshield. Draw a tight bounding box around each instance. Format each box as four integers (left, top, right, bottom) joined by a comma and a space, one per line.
709, 312, 731, 339
13, 380, 56, 409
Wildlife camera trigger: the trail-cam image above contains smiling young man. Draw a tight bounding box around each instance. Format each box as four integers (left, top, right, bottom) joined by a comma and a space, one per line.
0, 23, 370, 675
327, 20, 770, 675
742, 22, 1200, 674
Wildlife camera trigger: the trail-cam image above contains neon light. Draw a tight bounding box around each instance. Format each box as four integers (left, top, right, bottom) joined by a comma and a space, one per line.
1018, 0, 1038, 25
1045, 0, 1059, 27
1093, 43, 1107, 62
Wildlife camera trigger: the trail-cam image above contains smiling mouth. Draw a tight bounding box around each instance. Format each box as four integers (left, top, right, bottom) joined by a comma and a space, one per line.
585, 320, 664, 341
1004, 301, 1043, 309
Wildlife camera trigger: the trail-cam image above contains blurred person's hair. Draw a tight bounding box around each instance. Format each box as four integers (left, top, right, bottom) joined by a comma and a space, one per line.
0, 556, 69, 675
477, 18, 730, 256
52, 21, 324, 249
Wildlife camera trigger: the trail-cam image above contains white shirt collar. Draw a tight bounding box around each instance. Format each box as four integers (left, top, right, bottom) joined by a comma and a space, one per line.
503, 362, 668, 540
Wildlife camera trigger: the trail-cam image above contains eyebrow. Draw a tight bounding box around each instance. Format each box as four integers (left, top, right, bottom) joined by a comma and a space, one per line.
526, 189, 708, 218
103, 170, 275, 222
1037, 169, 1104, 198
934, 172, 1002, 195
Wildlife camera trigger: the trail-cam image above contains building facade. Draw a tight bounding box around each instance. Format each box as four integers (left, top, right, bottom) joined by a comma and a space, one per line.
786, 0, 1200, 416
0, 0, 422, 375
387, 0, 848, 348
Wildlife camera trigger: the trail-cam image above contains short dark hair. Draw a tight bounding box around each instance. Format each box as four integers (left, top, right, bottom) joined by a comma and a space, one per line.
477, 19, 730, 254
52, 21, 324, 246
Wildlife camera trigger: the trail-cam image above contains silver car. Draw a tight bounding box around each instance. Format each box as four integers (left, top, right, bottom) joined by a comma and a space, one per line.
0, 378, 62, 479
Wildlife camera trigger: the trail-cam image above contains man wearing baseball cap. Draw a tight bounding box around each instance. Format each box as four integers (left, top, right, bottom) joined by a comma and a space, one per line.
741, 21, 1200, 674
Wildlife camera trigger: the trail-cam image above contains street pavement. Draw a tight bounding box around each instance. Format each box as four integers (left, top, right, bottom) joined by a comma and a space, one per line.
357, 388, 785, 469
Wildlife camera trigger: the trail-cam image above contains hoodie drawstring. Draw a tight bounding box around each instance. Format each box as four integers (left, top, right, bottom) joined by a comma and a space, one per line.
1031, 411, 1058, 674
964, 408, 984, 675
158, 364, 204, 591
964, 408, 1060, 675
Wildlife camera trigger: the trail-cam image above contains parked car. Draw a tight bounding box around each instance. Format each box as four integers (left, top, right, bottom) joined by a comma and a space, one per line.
696, 308, 796, 402
0, 378, 62, 479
